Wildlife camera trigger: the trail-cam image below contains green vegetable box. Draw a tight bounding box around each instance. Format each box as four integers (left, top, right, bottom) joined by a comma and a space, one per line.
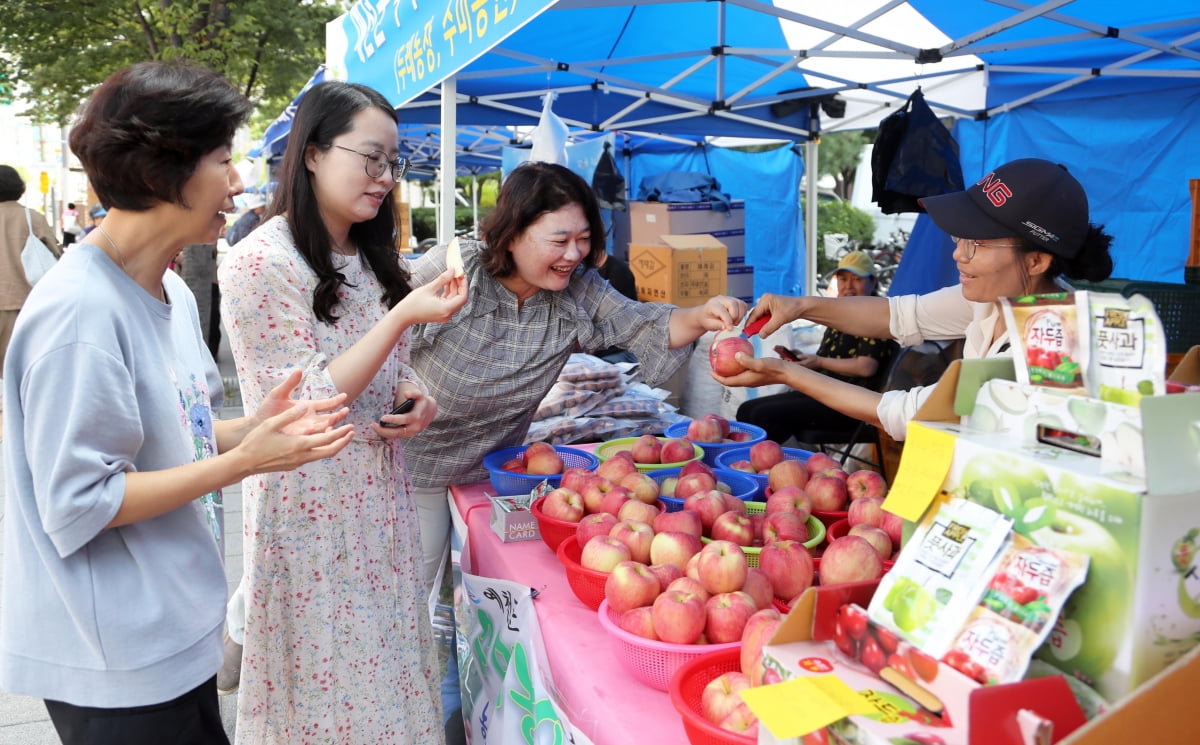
891, 351, 1200, 704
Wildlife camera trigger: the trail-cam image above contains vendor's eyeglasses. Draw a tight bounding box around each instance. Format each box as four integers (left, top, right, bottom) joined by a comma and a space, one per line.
952, 236, 1024, 260
333, 145, 411, 181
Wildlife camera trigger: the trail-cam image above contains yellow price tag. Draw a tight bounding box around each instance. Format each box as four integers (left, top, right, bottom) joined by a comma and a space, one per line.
741, 675, 876, 739
880, 422, 957, 522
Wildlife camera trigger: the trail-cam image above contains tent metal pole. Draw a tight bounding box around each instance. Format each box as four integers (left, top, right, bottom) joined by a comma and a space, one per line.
439, 76, 458, 244
805, 137, 818, 298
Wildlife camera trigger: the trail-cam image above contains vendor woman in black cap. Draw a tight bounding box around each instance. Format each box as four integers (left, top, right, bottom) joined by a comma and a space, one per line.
711, 157, 1116, 441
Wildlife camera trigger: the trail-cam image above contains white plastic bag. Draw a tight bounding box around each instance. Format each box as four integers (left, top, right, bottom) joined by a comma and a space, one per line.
20, 209, 56, 286
528, 92, 569, 166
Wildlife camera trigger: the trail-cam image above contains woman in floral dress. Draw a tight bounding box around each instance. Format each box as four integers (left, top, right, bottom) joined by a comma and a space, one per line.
219, 81, 467, 744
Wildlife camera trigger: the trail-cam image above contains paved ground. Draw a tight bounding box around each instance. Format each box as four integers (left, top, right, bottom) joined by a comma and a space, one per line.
0, 329, 246, 744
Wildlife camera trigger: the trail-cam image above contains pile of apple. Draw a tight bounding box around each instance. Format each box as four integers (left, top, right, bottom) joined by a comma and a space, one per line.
621, 433, 697, 465
683, 413, 756, 444
498, 441, 567, 475
695, 605, 785, 737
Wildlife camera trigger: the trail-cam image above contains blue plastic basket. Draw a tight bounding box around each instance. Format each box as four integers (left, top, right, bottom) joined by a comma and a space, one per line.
663, 420, 768, 466
713, 446, 814, 492
482, 445, 600, 496
650, 466, 761, 512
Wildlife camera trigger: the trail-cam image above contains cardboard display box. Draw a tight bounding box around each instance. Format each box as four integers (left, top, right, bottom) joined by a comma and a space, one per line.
629, 233, 727, 307
628, 200, 745, 246
712, 228, 746, 264
727, 263, 755, 304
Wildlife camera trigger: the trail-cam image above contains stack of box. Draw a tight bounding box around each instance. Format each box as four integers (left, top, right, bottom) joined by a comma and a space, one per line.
613, 200, 754, 306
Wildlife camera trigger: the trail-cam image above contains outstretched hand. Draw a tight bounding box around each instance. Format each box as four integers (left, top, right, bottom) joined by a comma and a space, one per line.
710, 352, 795, 389
745, 294, 805, 339
402, 268, 469, 325
240, 369, 355, 474
698, 295, 750, 333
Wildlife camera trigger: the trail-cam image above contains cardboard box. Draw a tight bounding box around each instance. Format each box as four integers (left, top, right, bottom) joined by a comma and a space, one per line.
489, 496, 541, 543
712, 228, 746, 264
629, 233, 727, 307
628, 200, 745, 245
890, 347, 1200, 702
727, 263, 755, 304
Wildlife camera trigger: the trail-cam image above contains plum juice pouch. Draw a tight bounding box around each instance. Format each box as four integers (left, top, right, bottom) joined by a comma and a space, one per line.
1083, 291, 1167, 405
1000, 292, 1088, 392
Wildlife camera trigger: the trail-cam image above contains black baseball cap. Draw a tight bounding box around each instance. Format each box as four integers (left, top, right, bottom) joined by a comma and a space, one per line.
919, 158, 1089, 259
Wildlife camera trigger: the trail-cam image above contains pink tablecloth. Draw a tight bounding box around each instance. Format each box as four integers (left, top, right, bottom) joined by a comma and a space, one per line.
450, 478, 691, 745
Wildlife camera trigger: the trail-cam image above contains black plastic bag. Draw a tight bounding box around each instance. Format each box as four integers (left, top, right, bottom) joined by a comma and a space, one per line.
871, 89, 964, 214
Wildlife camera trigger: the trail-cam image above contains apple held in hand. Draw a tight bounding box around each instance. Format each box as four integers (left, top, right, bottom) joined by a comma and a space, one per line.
696, 539, 750, 595
630, 434, 664, 464
580, 535, 632, 573
605, 560, 662, 613
649, 531, 704, 572
749, 440, 785, 472
702, 670, 753, 725
759, 539, 814, 601
709, 336, 754, 377
847, 469, 888, 500
609, 519, 655, 564
524, 441, 565, 475
651, 589, 707, 644
820, 535, 884, 585
705, 591, 759, 643
541, 487, 585, 522
576, 512, 619, 547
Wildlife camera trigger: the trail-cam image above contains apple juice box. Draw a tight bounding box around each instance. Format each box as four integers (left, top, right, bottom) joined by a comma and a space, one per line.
914, 387, 1200, 704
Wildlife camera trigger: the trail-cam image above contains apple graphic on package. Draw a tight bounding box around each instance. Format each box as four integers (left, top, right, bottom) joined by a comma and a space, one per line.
680, 459, 716, 480
847, 469, 888, 500
646, 563, 684, 592
581, 477, 619, 513
697, 539, 750, 594
524, 442, 565, 475
616, 606, 659, 641
598, 486, 634, 517
959, 453, 1051, 519
740, 567, 774, 609
710, 511, 756, 547
820, 535, 884, 585
686, 417, 724, 444
702, 413, 732, 439
609, 519, 655, 564
661, 437, 697, 464
651, 589, 706, 644
576, 512, 619, 548
848, 524, 893, 560
619, 471, 660, 505
540, 487, 585, 523
705, 591, 758, 643
701, 670, 753, 724
740, 607, 783, 686
595, 454, 639, 483
630, 434, 664, 464
763, 511, 810, 544
709, 336, 754, 377
759, 539, 814, 601
847, 496, 886, 528
749, 440, 785, 472
617, 498, 660, 526
766, 485, 812, 521
653, 508, 703, 539
807, 475, 849, 511
580, 535, 632, 573
675, 472, 718, 501
768, 459, 809, 492
605, 559, 662, 613
649, 531, 704, 572
805, 451, 840, 475
683, 490, 731, 532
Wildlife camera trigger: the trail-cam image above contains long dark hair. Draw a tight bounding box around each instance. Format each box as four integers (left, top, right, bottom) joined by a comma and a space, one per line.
268, 81, 411, 324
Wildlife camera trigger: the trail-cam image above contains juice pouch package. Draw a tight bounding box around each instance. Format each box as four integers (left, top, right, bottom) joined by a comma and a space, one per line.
1001, 292, 1088, 392
943, 534, 1089, 685
1082, 291, 1167, 405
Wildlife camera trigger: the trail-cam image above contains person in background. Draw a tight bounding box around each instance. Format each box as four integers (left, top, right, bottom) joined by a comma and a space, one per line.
736, 250, 896, 445
0, 60, 354, 745
82, 203, 106, 236
0, 165, 62, 370
218, 80, 467, 744
593, 249, 639, 364
715, 158, 1114, 441
225, 192, 266, 247
61, 202, 81, 247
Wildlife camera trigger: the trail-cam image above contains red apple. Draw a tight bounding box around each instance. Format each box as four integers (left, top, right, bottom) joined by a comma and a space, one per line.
682, 490, 729, 532
768, 459, 809, 491
576, 512, 619, 547
658, 476, 679, 497
617, 498, 660, 526
702, 670, 753, 724
524, 442, 564, 475
846, 469, 888, 500
630, 434, 664, 464
649, 531, 703, 572
763, 511, 809, 544
651, 590, 706, 644
705, 591, 758, 644
540, 487, 585, 522
727, 430, 753, 442
680, 459, 716, 480
686, 417, 724, 444
595, 454, 639, 482
709, 336, 754, 376
616, 606, 658, 640
675, 472, 718, 501
765, 485, 812, 521
618, 471, 660, 505
500, 457, 526, 473
580, 535, 631, 573
729, 459, 756, 473
560, 466, 597, 495
580, 477, 618, 514
710, 511, 756, 547
805, 451, 840, 474
667, 575, 710, 604
759, 539, 814, 601
807, 475, 849, 511
696, 540, 750, 595
848, 524, 893, 561
720, 493, 748, 516
646, 563, 684, 592
749, 440, 785, 472
816, 466, 849, 482
820, 535, 884, 585
686, 552, 702, 582
599, 486, 634, 517
881, 510, 903, 548
718, 702, 759, 735
609, 519, 655, 564
741, 567, 774, 609
847, 496, 886, 528
605, 560, 661, 613
661, 437, 697, 464
653, 508, 703, 539
740, 607, 783, 686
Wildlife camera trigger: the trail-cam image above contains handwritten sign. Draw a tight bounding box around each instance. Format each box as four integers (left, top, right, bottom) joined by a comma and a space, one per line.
881, 422, 957, 522
741, 675, 876, 738
338, 0, 557, 108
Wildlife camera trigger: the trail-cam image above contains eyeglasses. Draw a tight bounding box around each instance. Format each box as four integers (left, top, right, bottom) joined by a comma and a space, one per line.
333, 145, 411, 181
952, 236, 1024, 260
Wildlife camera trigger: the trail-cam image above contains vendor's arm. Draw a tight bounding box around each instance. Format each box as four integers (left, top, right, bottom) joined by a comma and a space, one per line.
797, 352, 880, 380
667, 295, 748, 348
746, 293, 893, 340
712, 355, 883, 427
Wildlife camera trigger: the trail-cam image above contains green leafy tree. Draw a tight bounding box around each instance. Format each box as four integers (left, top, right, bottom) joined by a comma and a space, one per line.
817, 130, 872, 199
0, 0, 338, 129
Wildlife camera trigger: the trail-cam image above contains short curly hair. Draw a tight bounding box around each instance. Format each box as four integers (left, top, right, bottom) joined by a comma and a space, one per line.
0, 165, 25, 202
68, 60, 251, 211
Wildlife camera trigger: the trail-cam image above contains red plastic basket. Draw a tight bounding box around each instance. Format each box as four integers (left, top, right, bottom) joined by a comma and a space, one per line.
597, 600, 739, 692
773, 556, 895, 612
555, 535, 608, 610
813, 509, 850, 529
530, 496, 580, 553
827, 517, 851, 541
668, 646, 757, 745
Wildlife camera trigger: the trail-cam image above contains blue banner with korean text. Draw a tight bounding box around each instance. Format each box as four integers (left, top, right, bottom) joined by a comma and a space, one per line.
338, 0, 557, 109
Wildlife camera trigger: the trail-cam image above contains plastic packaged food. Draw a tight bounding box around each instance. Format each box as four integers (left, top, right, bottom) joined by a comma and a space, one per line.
1001, 292, 1087, 392
1083, 291, 1167, 405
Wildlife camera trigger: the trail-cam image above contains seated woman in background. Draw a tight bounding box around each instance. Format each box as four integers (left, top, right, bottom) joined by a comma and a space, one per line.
736, 250, 896, 445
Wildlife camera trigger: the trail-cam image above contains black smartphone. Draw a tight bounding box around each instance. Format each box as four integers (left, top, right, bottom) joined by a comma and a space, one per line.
774, 345, 802, 362
380, 397, 416, 427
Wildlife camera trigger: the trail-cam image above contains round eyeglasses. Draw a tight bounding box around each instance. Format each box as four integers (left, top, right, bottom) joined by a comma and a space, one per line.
333, 145, 411, 182
951, 236, 1023, 260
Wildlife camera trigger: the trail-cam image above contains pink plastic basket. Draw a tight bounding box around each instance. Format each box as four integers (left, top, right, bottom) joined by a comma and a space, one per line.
596, 600, 739, 692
